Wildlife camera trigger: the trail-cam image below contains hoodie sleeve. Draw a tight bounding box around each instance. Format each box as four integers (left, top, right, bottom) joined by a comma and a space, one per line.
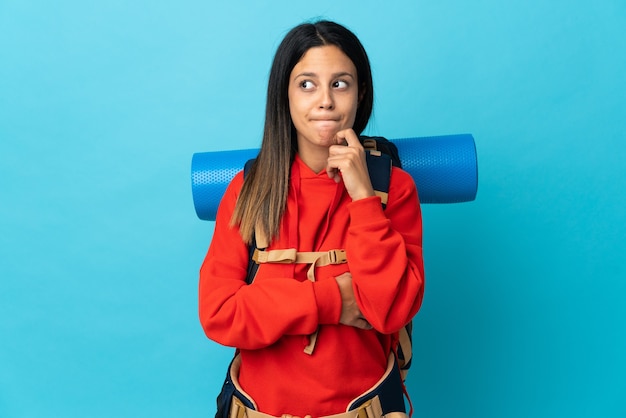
198, 172, 342, 350
346, 167, 425, 334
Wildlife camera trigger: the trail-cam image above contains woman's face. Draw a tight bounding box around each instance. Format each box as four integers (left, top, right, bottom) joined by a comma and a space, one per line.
288, 45, 360, 154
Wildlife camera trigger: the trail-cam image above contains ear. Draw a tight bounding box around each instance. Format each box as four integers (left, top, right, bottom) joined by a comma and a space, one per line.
358, 85, 366, 105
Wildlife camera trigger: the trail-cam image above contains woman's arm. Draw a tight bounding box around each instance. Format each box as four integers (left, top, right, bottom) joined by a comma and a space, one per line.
198, 172, 342, 350
345, 167, 425, 334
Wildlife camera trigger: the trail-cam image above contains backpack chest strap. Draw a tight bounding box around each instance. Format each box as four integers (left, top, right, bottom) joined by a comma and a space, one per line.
251, 248, 347, 355
252, 248, 347, 282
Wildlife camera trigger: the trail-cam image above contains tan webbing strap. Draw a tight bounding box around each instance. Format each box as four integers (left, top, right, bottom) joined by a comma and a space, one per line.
253, 249, 347, 282
397, 327, 412, 381
362, 138, 378, 151
299, 250, 346, 354
373, 190, 389, 205
230, 397, 247, 418
231, 395, 389, 418
253, 249, 347, 265
251, 248, 347, 355
301, 249, 347, 282
384, 413, 409, 418
229, 353, 408, 418
398, 327, 412, 365
253, 248, 297, 264
303, 329, 319, 355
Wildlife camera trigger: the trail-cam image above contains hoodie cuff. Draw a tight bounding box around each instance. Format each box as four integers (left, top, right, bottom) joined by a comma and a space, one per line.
313, 278, 341, 325
347, 196, 386, 226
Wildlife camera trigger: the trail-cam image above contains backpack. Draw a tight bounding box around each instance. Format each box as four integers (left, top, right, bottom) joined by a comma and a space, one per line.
214, 136, 415, 418
243, 135, 414, 380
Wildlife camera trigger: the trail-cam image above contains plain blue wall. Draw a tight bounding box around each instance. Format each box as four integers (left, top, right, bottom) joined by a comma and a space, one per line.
1, 1, 625, 417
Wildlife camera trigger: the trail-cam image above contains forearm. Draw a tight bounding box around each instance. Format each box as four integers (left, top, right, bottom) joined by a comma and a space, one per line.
346, 171, 425, 333
199, 181, 343, 348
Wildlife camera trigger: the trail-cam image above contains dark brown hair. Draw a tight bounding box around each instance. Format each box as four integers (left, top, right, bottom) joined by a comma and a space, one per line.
231, 20, 374, 245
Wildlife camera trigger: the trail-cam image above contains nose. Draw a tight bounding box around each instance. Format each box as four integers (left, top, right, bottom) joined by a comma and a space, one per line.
319, 87, 334, 110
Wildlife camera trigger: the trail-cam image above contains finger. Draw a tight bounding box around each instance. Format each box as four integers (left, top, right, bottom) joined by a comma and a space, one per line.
356, 318, 372, 330
326, 166, 341, 183
334, 135, 348, 146
333, 130, 348, 146
334, 129, 360, 148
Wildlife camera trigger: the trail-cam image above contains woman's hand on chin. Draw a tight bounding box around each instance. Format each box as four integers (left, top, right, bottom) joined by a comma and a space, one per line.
326, 129, 376, 201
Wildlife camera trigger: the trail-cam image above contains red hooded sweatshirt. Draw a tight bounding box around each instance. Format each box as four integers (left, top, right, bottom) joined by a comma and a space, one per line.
200, 155, 424, 417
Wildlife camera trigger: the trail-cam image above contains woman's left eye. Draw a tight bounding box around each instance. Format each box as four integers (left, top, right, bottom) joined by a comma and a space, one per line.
333, 80, 349, 89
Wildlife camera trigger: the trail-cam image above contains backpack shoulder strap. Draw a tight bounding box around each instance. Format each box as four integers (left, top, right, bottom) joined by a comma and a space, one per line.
246, 241, 260, 285
243, 158, 255, 177
362, 138, 393, 209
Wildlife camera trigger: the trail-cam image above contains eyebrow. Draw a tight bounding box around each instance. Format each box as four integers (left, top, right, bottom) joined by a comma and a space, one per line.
293, 71, 356, 80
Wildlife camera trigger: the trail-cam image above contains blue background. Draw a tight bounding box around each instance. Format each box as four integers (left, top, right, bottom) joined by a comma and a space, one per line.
1, 1, 625, 417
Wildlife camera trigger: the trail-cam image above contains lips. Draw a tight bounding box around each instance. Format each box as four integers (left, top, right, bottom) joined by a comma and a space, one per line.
312, 120, 341, 132
311, 117, 342, 127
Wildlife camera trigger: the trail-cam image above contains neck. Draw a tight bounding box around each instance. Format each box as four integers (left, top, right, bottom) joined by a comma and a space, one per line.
296, 140, 330, 173
298, 153, 328, 173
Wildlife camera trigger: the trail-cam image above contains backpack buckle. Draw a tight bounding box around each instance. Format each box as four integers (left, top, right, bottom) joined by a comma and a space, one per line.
327, 249, 347, 264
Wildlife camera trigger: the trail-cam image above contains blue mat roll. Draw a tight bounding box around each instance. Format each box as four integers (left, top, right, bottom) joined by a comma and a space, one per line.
191, 134, 478, 221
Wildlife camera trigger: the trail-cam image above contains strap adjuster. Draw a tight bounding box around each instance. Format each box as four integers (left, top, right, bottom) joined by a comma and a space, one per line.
327, 249, 347, 264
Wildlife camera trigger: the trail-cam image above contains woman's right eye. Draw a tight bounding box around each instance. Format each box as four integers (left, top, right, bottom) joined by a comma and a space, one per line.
300, 80, 315, 90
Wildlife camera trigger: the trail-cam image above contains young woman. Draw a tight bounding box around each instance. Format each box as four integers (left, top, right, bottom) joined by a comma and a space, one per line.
199, 20, 424, 418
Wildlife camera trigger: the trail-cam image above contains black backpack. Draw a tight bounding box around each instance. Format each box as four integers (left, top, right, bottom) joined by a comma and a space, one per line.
214, 136, 414, 418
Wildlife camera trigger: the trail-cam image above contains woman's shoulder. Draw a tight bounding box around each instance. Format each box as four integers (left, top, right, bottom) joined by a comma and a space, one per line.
388, 166, 419, 204
228, 170, 245, 190
390, 166, 416, 188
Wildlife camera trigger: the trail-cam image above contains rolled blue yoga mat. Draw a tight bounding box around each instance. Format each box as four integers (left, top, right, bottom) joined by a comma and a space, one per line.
191, 134, 478, 221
